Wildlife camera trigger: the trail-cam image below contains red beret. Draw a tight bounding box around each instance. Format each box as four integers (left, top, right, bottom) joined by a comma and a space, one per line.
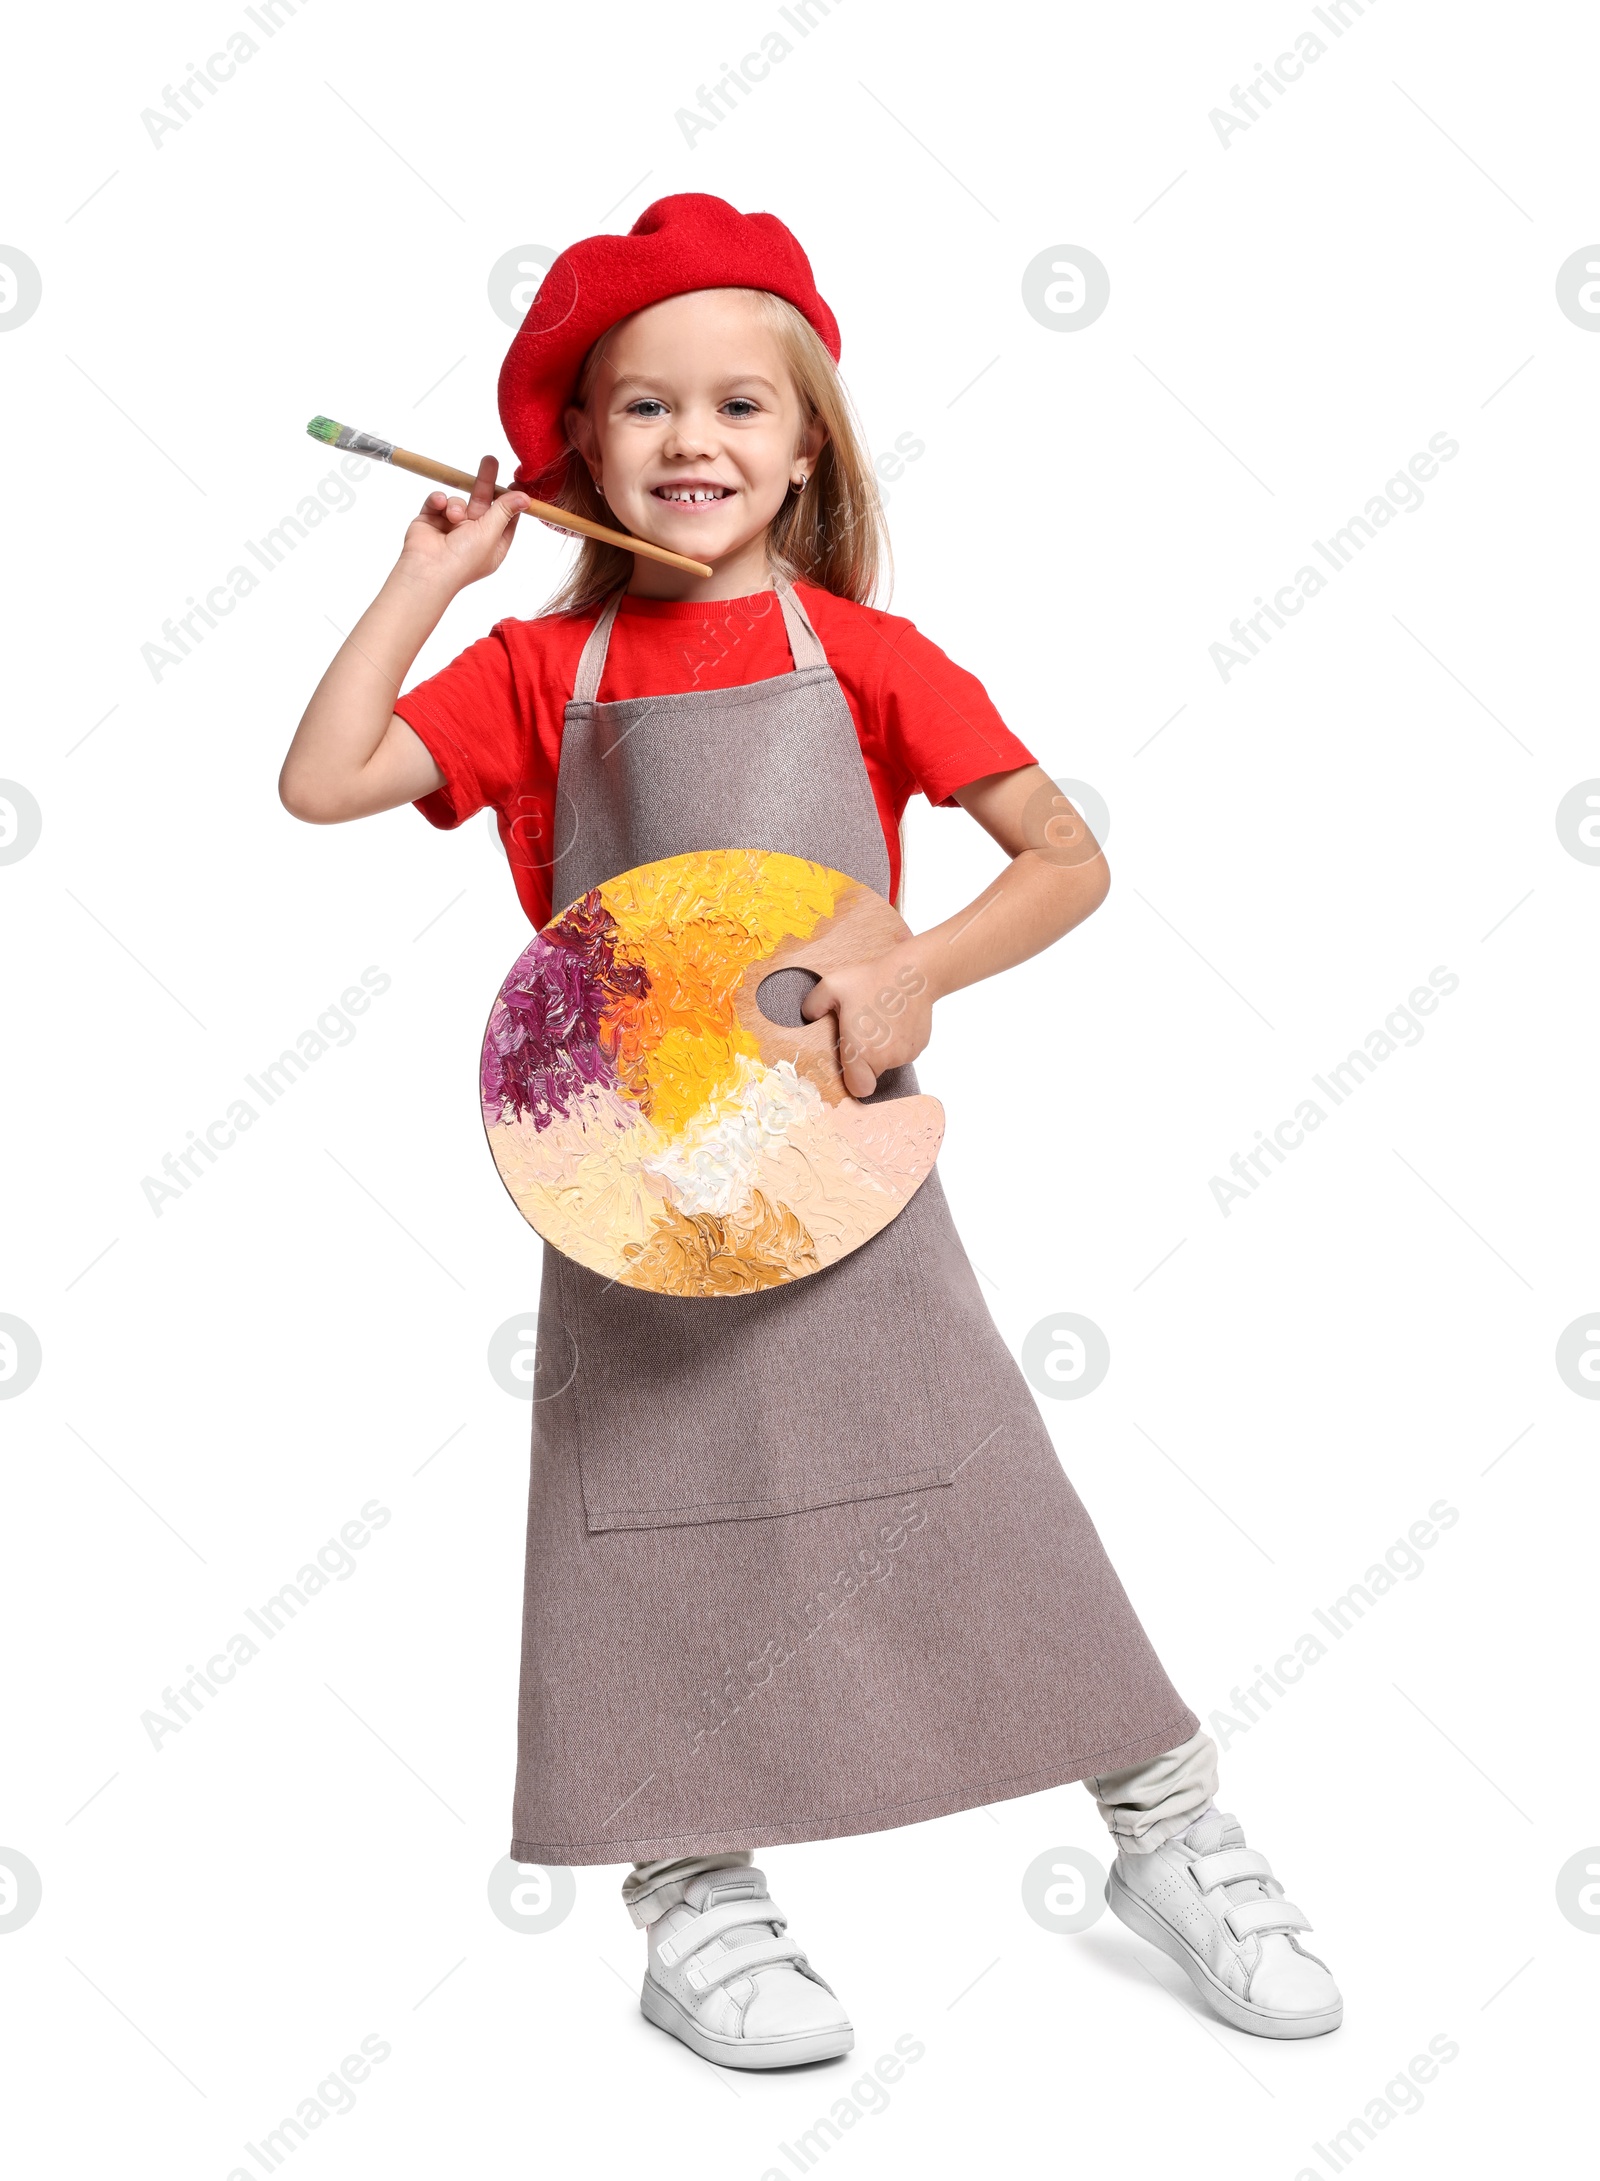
497, 193, 840, 493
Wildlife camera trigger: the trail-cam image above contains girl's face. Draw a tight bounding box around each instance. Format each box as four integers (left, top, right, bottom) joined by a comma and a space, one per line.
565, 289, 824, 595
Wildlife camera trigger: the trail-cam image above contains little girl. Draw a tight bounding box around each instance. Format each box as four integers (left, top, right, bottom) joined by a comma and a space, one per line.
281, 192, 1341, 2067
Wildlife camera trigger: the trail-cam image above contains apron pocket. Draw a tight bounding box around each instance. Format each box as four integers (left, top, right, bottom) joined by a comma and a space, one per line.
557, 1200, 956, 1533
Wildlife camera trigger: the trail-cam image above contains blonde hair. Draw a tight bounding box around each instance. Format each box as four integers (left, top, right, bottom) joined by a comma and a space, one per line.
540, 288, 889, 615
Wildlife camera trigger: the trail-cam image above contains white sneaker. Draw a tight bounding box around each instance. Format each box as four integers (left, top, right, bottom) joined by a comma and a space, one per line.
1106, 1808, 1342, 2038
640, 1865, 854, 2069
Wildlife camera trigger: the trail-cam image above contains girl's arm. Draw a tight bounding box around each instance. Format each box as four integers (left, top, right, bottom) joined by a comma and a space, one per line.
801, 765, 1108, 1096
279, 458, 528, 822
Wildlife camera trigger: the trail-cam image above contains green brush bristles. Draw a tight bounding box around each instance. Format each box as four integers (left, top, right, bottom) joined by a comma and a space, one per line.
306, 415, 344, 444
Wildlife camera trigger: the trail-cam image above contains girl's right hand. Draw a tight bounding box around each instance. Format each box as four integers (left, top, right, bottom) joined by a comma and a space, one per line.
395, 455, 531, 591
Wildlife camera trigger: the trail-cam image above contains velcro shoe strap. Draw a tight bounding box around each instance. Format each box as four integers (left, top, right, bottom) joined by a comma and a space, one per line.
1225, 1896, 1311, 1941
1190, 1848, 1274, 1891
654, 1897, 785, 1969
681, 1934, 805, 1994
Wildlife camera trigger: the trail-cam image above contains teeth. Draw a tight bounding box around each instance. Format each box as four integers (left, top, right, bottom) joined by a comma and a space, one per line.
659, 486, 727, 501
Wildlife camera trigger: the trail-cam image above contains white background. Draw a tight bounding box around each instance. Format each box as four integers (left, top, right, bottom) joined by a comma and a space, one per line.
3, 1, 1596, 2174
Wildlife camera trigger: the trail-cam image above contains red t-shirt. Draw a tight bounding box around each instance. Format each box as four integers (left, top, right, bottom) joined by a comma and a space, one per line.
395, 581, 1035, 927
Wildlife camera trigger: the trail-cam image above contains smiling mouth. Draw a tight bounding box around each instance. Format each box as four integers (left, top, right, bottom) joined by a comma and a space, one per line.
651, 483, 736, 505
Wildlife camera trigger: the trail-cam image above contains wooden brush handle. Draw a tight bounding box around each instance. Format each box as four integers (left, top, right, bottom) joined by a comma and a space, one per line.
387, 445, 712, 577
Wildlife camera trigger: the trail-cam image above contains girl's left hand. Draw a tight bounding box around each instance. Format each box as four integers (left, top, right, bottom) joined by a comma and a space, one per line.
801, 943, 935, 1099
794, 765, 1109, 1101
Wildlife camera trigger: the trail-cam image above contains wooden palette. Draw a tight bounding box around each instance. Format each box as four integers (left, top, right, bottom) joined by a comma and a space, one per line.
480, 848, 945, 1297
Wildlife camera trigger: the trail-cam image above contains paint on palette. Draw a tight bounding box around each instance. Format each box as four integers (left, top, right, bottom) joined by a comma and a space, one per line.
481, 848, 945, 1297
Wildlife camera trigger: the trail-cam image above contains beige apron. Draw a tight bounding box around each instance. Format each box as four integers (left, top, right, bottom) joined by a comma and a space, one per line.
510, 584, 1196, 1863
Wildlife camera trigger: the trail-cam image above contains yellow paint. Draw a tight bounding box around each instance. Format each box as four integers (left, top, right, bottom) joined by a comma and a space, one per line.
599, 850, 846, 1137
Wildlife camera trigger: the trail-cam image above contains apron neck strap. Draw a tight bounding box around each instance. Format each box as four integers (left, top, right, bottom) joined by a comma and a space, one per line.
775, 581, 827, 668
570, 589, 626, 705
569, 580, 825, 705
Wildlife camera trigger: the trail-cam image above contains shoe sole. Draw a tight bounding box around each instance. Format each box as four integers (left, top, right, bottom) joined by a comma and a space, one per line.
1105, 1869, 1342, 2040
640, 1975, 855, 2070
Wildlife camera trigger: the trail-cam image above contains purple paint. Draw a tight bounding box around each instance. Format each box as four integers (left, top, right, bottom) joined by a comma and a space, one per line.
482, 895, 649, 1129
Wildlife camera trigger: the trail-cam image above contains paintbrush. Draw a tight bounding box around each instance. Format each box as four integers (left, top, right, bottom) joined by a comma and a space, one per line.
305, 417, 714, 578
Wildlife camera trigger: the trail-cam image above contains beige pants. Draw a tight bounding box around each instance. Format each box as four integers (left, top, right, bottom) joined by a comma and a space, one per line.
621, 1728, 1219, 1924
